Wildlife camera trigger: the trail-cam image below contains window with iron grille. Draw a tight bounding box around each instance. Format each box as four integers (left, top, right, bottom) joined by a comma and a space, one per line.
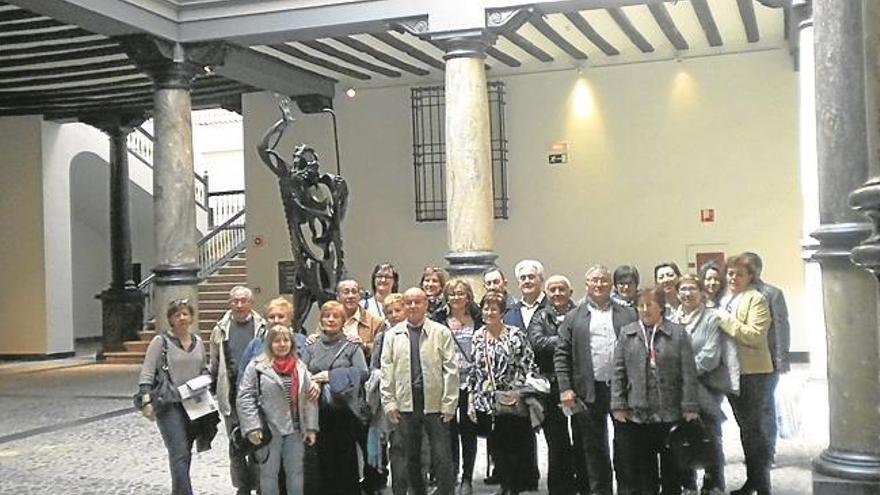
410, 81, 509, 222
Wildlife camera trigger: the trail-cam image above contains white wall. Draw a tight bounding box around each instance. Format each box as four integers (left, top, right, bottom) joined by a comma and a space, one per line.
243, 49, 808, 352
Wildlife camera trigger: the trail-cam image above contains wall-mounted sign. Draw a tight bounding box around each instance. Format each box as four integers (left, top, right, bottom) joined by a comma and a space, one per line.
278, 261, 297, 294
700, 209, 715, 223
547, 141, 569, 166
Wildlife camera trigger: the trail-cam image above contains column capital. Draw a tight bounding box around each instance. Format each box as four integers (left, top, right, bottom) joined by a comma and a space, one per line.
80, 112, 147, 137
116, 34, 226, 90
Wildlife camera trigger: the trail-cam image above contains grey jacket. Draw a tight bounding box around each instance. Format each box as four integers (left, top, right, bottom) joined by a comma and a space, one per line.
237, 357, 319, 437
209, 310, 268, 417
756, 280, 791, 373
554, 302, 638, 404
610, 320, 699, 423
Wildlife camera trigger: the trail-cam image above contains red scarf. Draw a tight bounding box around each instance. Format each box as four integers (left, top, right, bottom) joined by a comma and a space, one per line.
272, 355, 300, 410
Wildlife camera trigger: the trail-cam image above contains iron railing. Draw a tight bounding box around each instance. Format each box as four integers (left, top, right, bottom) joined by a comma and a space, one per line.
208, 189, 245, 228
127, 126, 210, 210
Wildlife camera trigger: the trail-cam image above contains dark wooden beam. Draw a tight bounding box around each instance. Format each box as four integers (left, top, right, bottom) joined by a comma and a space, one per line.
691, 0, 723, 47
0, 27, 94, 45
0, 38, 116, 57
0, 58, 130, 80
486, 46, 521, 67
0, 67, 141, 90
0, 8, 40, 23
531, 16, 588, 60
0, 76, 147, 98
300, 39, 401, 78
736, 0, 760, 42
606, 8, 654, 53
370, 32, 445, 71
332, 36, 430, 75
504, 31, 553, 62
0, 18, 63, 34
563, 12, 618, 56
0, 45, 124, 69
0, 78, 238, 106
648, 3, 689, 51
268, 42, 371, 80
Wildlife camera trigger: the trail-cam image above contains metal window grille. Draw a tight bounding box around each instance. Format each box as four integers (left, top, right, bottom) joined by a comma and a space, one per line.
411, 81, 509, 222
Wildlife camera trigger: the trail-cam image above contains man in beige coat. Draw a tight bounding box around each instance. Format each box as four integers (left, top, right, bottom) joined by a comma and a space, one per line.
381, 287, 459, 495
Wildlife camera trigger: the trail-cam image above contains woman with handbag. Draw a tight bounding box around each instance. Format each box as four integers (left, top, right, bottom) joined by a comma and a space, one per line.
137, 299, 210, 495
467, 291, 538, 495
301, 301, 369, 495
237, 324, 319, 495
672, 275, 729, 495
432, 279, 482, 495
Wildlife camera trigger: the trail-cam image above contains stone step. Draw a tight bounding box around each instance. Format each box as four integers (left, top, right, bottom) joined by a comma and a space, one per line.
217, 266, 246, 276
227, 258, 247, 267
198, 291, 229, 301
103, 352, 148, 365
123, 340, 149, 353
205, 274, 247, 285
199, 282, 239, 293
199, 309, 226, 322
140, 330, 213, 341
200, 300, 229, 311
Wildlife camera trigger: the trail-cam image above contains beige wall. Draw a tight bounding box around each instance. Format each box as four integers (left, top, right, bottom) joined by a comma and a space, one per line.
243, 49, 807, 351
0, 116, 49, 354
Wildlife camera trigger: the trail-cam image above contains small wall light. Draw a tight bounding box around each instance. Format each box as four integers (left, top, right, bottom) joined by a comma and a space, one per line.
345, 87, 357, 98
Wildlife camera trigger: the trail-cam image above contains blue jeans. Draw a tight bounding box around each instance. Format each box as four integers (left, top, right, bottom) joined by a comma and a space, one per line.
156, 403, 195, 495
260, 425, 306, 495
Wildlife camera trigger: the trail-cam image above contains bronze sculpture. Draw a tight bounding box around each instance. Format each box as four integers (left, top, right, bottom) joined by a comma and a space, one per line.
258, 97, 349, 332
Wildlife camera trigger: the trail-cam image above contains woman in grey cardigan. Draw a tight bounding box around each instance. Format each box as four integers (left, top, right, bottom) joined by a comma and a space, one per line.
137, 299, 210, 495
673, 275, 729, 495
238, 325, 319, 495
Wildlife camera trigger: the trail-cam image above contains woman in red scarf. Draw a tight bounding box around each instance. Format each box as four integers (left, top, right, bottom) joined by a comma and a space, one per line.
237, 325, 319, 495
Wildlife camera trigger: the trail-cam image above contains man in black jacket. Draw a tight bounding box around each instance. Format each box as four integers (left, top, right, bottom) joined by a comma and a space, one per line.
555, 265, 637, 495
528, 275, 579, 494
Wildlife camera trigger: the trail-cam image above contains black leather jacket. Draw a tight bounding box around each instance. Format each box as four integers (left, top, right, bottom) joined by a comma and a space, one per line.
527, 301, 576, 380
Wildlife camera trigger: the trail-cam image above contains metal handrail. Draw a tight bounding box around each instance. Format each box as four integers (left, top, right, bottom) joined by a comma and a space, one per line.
126, 125, 209, 209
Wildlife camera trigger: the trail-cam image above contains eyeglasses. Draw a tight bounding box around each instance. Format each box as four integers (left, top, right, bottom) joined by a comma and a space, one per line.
170, 298, 189, 306
374, 273, 394, 280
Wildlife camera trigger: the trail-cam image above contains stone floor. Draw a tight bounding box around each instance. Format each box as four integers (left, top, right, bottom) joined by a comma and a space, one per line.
0, 351, 825, 494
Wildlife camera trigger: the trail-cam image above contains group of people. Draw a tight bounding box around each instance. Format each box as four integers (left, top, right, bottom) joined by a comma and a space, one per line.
137, 251, 789, 495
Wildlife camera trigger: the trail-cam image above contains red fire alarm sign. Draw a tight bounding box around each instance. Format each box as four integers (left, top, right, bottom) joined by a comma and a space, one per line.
700, 209, 715, 223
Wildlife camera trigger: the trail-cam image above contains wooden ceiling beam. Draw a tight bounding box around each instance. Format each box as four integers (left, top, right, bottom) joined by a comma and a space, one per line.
370, 32, 445, 71
332, 36, 430, 76
648, 3, 689, 51
0, 38, 115, 57
0, 27, 93, 45
504, 31, 553, 62
0, 58, 130, 80
0, 18, 64, 34
531, 16, 589, 59
300, 39, 400, 78
0, 76, 146, 96
736, 0, 760, 43
268, 42, 371, 80
486, 46, 521, 68
0, 78, 238, 105
563, 12, 618, 56
606, 7, 654, 53
0, 67, 140, 90
0, 45, 124, 69
691, 0, 723, 47
0, 8, 39, 23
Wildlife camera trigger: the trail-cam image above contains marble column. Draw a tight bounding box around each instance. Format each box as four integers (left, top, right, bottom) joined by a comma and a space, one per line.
120, 36, 224, 334
442, 34, 497, 294
85, 114, 147, 354
812, 0, 880, 492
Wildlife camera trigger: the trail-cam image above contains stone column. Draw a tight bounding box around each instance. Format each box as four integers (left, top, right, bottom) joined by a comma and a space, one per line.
84, 114, 147, 354
441, 34, 497, 294
120, 36, 225, 334
811, 0, 880, 492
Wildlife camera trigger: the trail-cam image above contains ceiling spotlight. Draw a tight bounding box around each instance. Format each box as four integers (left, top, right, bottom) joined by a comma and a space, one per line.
345, 87, 357, 98
203, 65, 214, 74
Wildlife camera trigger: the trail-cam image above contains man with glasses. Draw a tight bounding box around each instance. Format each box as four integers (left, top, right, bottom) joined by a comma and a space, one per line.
209, 286, 268, 495
555, 266, 638, 495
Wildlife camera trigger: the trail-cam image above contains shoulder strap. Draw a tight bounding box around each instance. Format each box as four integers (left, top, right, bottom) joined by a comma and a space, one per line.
328, 341, 350, 369
452, 332, 473, 363
159, 335, 174, 383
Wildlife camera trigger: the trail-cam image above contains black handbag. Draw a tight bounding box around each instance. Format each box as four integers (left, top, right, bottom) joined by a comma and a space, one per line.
494, 389, 529, 417
666, 419, 714, 470
133, 336, 180, 412
230, 370, 273, 459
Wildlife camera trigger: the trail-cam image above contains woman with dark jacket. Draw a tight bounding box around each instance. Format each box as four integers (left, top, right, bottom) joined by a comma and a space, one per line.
527, 275, 578, 495
432, 279, 482, 495
672, 275, 729, 494
611, 287, 699, 495
137, 299, 216, 495
717, 254, 773, 495
301, 301, 369, 495
237, 325, 319, 495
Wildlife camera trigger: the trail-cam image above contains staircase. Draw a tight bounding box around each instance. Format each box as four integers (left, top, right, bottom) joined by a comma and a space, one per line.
103, 253, 248, 364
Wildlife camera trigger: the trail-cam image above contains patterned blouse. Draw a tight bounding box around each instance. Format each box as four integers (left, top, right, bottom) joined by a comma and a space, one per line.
467, 324, 537, 414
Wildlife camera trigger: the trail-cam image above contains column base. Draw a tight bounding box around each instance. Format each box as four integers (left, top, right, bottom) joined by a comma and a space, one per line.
445, 250, 498, 277
98, 287, 145, 355
152, 263, 201, 285
813, 449, 880, 494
